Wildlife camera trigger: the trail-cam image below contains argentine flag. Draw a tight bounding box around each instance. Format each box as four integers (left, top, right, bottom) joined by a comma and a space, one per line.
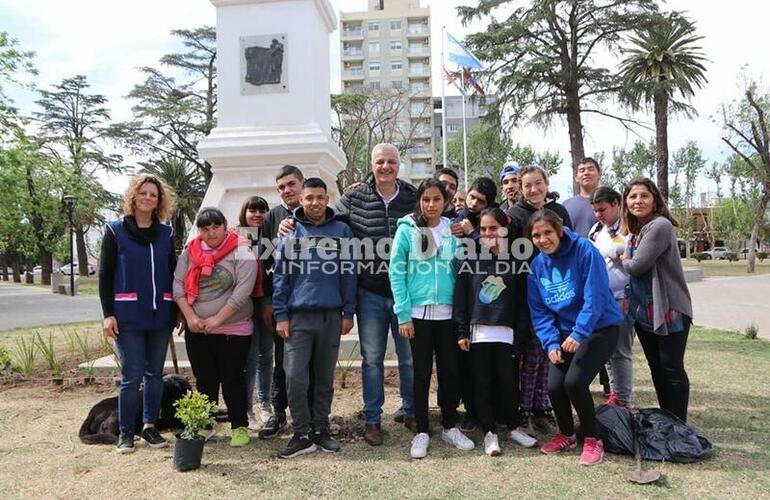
446, 32, 483, 70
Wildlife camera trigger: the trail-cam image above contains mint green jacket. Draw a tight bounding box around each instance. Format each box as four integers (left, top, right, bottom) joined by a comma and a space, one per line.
388, 215, 460, 324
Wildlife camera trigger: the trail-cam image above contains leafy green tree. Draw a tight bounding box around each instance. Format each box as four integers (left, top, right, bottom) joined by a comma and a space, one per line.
34, 75, 125, 276
668, 141, 705, 257
721, 80, 770, 272
603, 140, 656, 192
619, 12, 708, 200
140, 156, 205, 251
457, 0, 657, 191
111, 27, 217, 183
0, 31, 36, 135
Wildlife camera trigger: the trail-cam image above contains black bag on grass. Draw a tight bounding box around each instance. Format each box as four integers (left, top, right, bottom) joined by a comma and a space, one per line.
634, 408, 713, 463
596, 404, 635, 455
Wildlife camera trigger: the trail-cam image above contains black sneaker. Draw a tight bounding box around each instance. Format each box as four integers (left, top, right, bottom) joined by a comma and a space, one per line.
460, 413, 477, 432
141, 427, 168, 449
313, 430, 340, 453
116, 433, 135, 454
258, 412, 287, 440
278, 433, 317, 459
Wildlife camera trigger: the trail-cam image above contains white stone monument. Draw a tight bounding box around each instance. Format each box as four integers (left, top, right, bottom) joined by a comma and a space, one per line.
198, 0, 346, 220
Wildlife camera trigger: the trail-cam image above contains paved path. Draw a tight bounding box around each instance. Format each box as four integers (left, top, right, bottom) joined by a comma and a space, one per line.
0, 282, 101, 331
688, 274, 770, 340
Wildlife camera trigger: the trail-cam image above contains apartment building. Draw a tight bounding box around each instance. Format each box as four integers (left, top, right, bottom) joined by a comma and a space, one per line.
340, 0, 433, 182
433, 95, 493, 151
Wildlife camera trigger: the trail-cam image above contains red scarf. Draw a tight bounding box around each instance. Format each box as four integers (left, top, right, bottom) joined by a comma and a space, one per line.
184, 229, 241, 305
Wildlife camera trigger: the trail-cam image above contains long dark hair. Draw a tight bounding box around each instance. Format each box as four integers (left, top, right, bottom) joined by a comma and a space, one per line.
413, 178, 449, 253
238, 196, 269, 227
621, 177, 678, 235
480, 207, 510, 228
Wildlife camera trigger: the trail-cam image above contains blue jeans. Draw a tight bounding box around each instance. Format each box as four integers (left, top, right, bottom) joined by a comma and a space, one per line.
246, 300, 274, 410
357, 288, 414, 424
115, 328, 171, 434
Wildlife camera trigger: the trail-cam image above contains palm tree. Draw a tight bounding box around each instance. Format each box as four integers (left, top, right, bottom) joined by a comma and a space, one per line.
140, 156, 205, 252
619, 12, 708, 200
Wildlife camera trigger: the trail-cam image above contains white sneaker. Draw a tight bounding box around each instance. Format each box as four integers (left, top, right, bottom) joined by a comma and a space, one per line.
441, 427, 475, 451
259, 401, 274, 423
483, 431, 502, 456
410, 432, 430, 459
247, 411, 260, 431
509, 427, 537, 448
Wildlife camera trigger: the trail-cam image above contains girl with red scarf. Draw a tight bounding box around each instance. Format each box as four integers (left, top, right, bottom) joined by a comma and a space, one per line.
174, 207, 257, 447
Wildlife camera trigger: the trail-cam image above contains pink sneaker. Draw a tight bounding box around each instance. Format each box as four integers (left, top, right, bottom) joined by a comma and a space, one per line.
579, 437, 604, 465
540, 433, 577, 454
606, 392, 619, 405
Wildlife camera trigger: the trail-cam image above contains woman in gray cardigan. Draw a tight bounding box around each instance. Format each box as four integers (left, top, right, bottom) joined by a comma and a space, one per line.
620, 178, 693, 422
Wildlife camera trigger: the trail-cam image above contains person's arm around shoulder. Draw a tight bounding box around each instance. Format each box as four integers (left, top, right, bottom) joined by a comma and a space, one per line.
621, 217, 672, 277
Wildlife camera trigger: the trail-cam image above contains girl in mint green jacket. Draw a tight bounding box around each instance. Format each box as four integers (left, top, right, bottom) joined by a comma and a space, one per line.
389, 178, 474, 459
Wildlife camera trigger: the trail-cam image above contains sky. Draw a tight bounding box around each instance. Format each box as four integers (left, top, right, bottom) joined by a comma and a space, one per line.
2, 0, 770, 196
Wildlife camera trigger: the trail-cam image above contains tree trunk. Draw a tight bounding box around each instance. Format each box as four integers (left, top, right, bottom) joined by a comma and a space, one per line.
746, 183, 770, 273
565, 89, 586, 196
10, 254, 21, 283
0, 254, 7, 281
654, 92, 669, 201
75, 225, 89, 275
40, 249, 53, 286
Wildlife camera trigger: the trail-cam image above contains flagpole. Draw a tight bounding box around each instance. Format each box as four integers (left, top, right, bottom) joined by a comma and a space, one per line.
461, 72, 469, 189
441, 25, 448, 172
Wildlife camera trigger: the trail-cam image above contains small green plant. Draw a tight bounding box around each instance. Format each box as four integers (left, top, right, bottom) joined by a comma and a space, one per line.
745, 323, 759, 340
692, 252, 709, 262
757, 251, 768, 262
63, 328, 78, 361
35, 331, 62, 376
14, 337, 37, 375
724, 251, 738, 262
73, 330, 96, 375
174, 390, 217, 440
0, 342, 13, 374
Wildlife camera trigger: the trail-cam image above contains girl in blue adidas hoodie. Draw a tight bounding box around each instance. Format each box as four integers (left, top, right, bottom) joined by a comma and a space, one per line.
526, 209, 622, 466
389, 178, 474, 459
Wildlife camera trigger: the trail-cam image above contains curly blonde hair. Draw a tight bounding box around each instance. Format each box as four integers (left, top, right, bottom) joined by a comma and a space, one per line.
122, 173, 175, 221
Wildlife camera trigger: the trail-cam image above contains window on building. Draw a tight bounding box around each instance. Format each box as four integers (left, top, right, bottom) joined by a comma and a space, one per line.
368, 22, 380, 32
369, 80, 381, 90
368, 62, 381, 72
368, 42, 380, 54
447, 124, 458, 132
391, 60, 403, 70
392, 80, 403, 89
390, 20, 402, 31
390, 41, 402, 51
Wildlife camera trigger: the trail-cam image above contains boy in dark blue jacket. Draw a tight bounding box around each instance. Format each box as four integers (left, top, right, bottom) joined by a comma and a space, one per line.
273, 178, 357, 458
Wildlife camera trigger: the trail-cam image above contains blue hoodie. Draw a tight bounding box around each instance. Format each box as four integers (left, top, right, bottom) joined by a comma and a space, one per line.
272, 207, 357, 322
528, 228, 623, 354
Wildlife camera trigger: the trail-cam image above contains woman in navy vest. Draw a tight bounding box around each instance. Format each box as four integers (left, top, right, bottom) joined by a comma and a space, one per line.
99, 173, 178, 454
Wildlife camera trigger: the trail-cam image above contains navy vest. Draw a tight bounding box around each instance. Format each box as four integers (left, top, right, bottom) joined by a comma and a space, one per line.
108, 219, 175, 332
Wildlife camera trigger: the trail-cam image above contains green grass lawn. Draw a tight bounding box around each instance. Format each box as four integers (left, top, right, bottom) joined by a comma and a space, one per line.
683, 258, 770, 277
1, 325, 769, 498
2, 275, 99, 295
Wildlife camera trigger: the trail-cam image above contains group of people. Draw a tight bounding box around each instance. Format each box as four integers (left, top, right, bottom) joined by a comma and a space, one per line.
99, 144, 693, 466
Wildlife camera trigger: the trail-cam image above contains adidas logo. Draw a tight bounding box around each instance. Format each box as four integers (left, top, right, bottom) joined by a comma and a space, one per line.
540, 268, 575, 305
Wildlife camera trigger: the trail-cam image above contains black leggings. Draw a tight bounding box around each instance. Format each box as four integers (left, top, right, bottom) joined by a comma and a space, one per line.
548, 325, 619, 438
635, 319, 690, 422
185, 331, 251, 429
410, 319, 459, 433
470, 342, 521, 434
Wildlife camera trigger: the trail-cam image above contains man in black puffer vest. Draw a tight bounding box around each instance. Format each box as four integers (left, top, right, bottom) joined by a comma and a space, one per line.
335, 143, 417, 445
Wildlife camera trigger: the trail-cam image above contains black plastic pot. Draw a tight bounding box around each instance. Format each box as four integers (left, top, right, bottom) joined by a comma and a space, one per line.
174, 433, 205, 472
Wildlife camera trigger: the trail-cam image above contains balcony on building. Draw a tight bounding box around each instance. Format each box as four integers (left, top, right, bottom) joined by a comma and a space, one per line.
406, 20, 429, 38
342, 43, 364, 61
342, 23, 363, 39
407, 43, 429, 58
410, 160, 433, 178
411, 142, 432, 158
342, 64, 364, 81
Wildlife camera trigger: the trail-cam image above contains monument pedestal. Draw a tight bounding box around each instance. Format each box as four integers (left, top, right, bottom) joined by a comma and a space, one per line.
199, 0, 345, 220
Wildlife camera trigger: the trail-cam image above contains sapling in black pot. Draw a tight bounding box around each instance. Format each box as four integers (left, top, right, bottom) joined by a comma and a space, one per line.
173, 390, 217, 471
